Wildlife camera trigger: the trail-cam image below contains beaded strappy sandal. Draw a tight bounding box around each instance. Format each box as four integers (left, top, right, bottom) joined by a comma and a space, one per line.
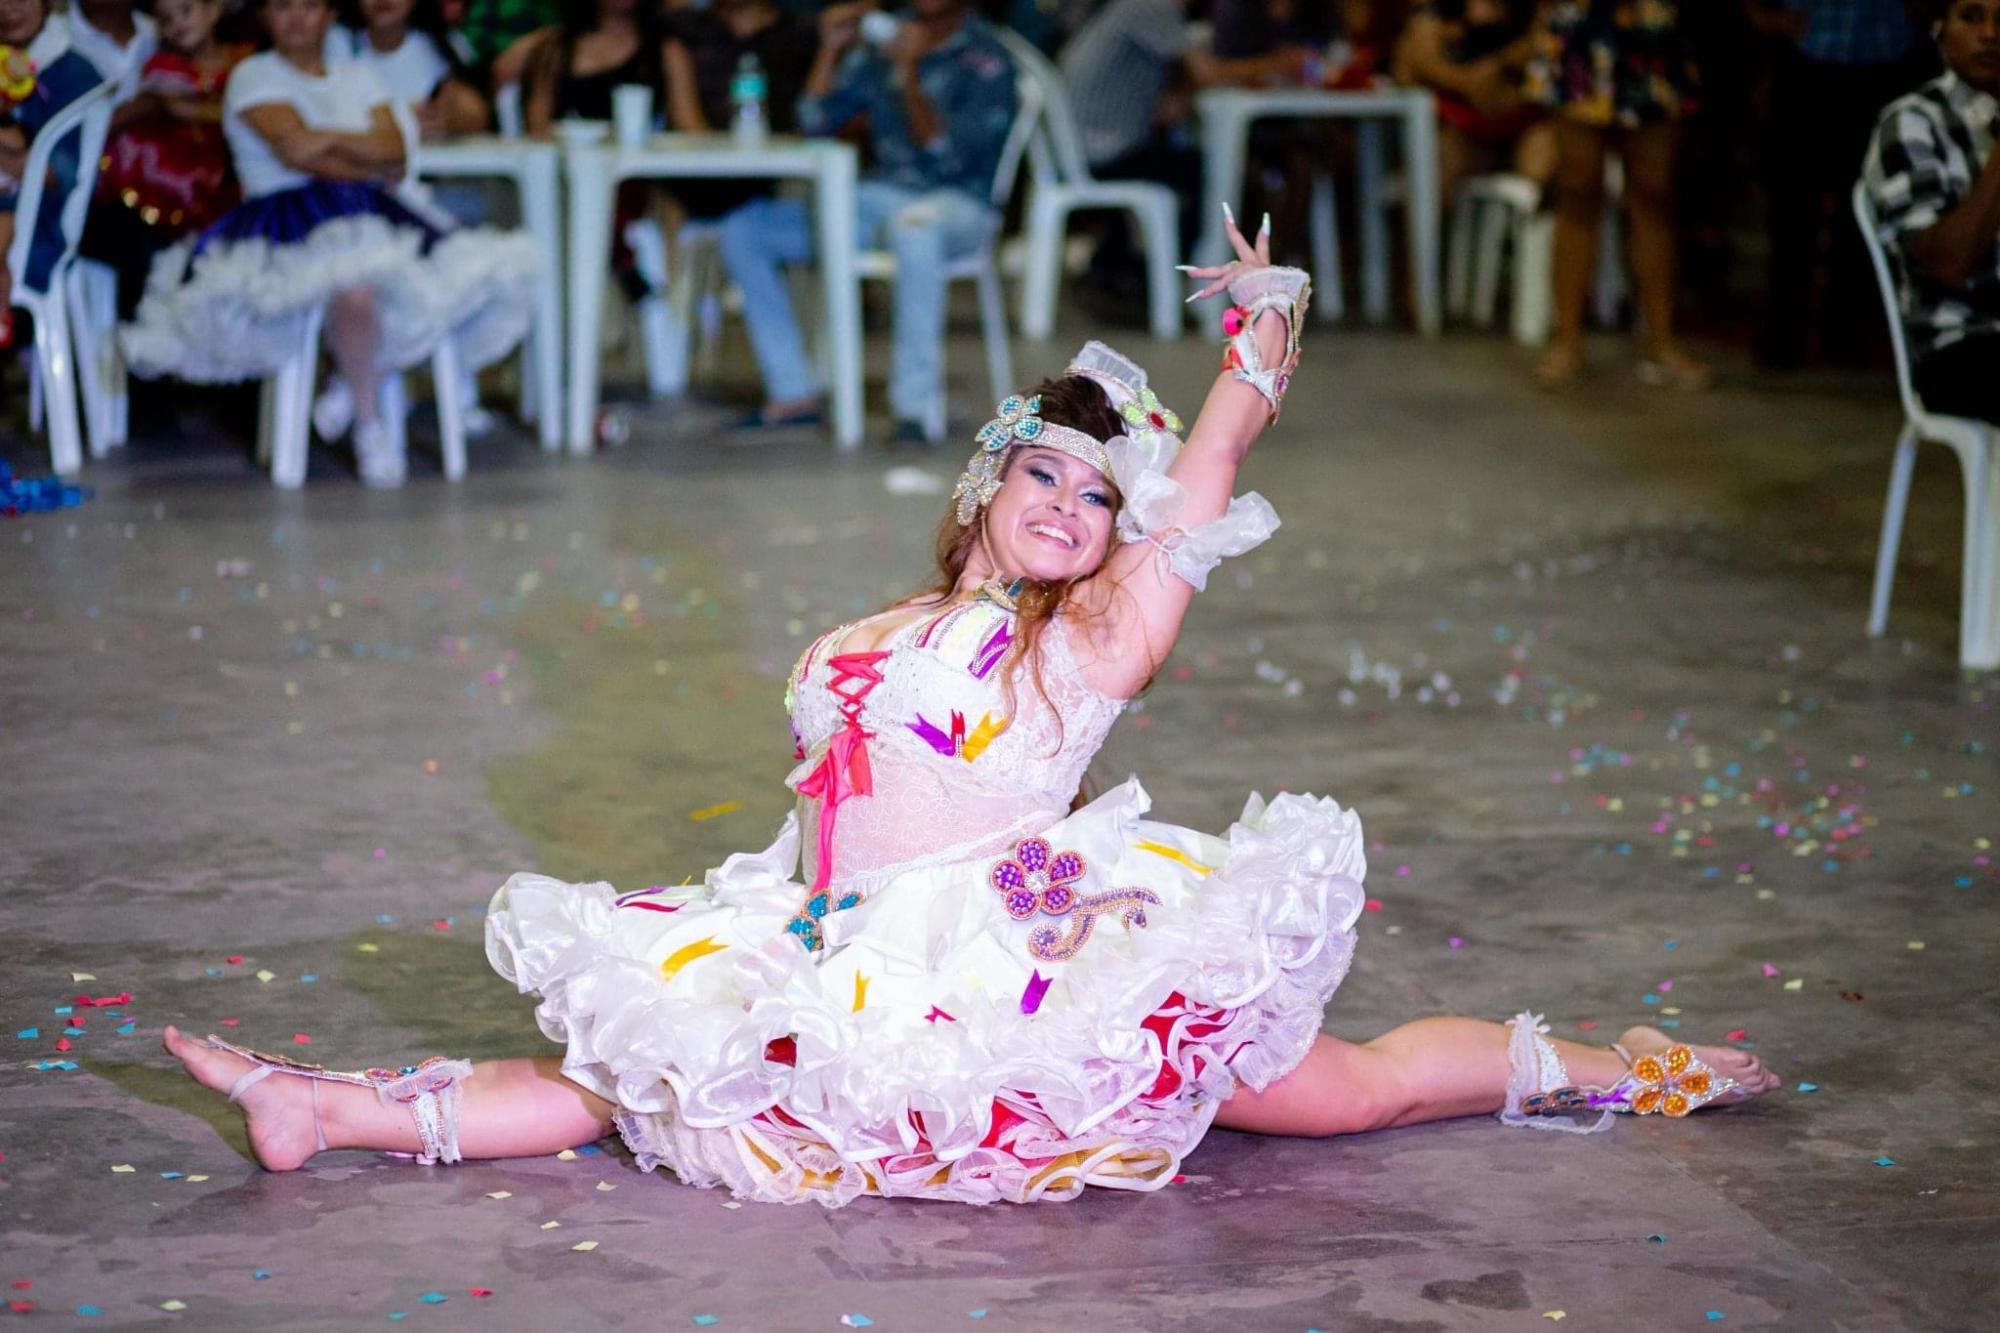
1497, 1012, 1745, 1135
203, 1034, 473, 1165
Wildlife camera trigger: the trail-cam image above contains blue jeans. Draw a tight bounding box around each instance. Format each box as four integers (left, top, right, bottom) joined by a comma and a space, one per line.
718, 181, 995, 424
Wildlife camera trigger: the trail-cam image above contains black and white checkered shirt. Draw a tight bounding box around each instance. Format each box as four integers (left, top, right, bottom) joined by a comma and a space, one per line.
1863, 70, 2000, 359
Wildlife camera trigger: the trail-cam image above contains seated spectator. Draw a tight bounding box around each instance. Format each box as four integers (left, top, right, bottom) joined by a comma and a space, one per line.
82, 0, 252, 320
717, 0, 1017, 441
0, 0, 105, 346
121, 0, 539, 487
495, 0, 664, 131
1393, 0, 1551, 201
1863, 0, 2000, 421
342, 0, 489, 141
661, 0, 816, 219
68, 0, 160, 92
458, 0, 553, 70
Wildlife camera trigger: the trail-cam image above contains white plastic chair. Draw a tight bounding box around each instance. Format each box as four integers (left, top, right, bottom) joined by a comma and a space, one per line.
1852, 182, 1999, 670
255, 313, 468, 490
6, 84, 116, 476
67, 259, 128, 453
1444, 165, 1625, 346
995, 28, 1181, 341
852, 63, 1041, 438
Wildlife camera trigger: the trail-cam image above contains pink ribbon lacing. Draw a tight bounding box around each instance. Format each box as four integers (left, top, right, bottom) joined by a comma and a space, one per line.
793, 650, 889, 891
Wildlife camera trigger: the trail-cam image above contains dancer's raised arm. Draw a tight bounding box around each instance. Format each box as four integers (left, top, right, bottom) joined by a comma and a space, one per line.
1072, 213, 1308, 698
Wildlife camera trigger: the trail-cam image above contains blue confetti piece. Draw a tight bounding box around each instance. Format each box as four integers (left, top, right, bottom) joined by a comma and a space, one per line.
38, 1060, 80, 1071
389, 1314, 407, 1322
53, 1005, 73, 1015
968, 1312, 988, 1321
206, 967, 222, 976
16, 1027, 37, 1039
161, 1171, 184, 1180
1663, 940, 1678, 950
118, 1022, 136, 1035
1797, 1082, 1819, 1093
1874, 1156, 1896, 1167
692, 1318, 720, 1327
78, 1307, 103, 1317
64, 1026, 86, 1036
1659, 1019, 1680, 1029
300, 975, 318, 984
1641, 994, 1660, 1005
1706, 1314, 1724, 1322
842, 1319, 874, 1329
421, 1292, 446, 1304
253, 1271, 272, 1281
376, 914, 395, 924
576, 1144, 602, 1155
1647, 1233, 1666, 1243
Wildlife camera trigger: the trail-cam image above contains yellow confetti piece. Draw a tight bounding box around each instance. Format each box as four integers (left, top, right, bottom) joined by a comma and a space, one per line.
540, 1221, 561, 1230
1907, 941, 1926, 951
255, 969, 276, 983
689, 801, 743, 822
661, 935, 728, 979
1661, 1007, 1682, 1016
1543, 1314, 1566, 1322
1384, 925, 1403, 936
112, 1164, 136, 1173
556, 1149, 578, 1161
571, 1241, 598, 1252
1135, 840, 1212, 875
1783, 978, 1805, 991
486, 1191, 513, 1200
595, 1181, 616, 1192
72, 972, 97, 982
356, 942, 379, 953
721, 1201, 743, 1210
185, 1175, 209, 1183
162, 1300, 187, 1312
852, 973, 870, 1012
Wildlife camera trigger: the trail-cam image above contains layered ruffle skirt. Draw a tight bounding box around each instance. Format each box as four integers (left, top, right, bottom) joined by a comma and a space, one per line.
486, 780, 1367, 1207
121, 180, 538, 383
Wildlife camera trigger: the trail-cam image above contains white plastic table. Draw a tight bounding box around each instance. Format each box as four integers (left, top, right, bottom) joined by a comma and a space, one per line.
562, 133, 863, 454
1193, 86, 1440, 336
414, 135, 565, 451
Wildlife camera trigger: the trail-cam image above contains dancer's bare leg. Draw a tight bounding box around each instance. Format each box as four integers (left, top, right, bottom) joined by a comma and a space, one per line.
1622, 120, 1708, 384
163, 1026, 613, 1171
1215, 1018, 1776, 1138
1535, 118, 1608, 387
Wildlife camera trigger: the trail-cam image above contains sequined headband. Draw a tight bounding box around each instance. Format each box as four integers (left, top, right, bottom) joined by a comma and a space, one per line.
953, 394, 1113, 526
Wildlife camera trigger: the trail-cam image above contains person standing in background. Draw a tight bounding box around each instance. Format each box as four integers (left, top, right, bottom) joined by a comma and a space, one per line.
67, 0, 160, 91
1750, 0, 1924, 368
661, 0, 816, 220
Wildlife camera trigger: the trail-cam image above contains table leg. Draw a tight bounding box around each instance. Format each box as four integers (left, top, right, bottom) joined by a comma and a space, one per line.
1404, 96, 1442, 337
1356, 119, 1390, 324
565, 147, 615, 455
816, 149, 864, 450
522, 153, 565, 452
1194, 106, 1249, 331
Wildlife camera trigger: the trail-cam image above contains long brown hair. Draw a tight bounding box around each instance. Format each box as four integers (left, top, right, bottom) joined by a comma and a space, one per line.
920, 375, 1126, 728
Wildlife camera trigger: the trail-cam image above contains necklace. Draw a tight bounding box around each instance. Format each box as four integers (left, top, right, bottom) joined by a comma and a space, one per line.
977, 577, 1025, 611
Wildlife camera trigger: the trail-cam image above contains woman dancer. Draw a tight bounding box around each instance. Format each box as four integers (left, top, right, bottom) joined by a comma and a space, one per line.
165, 215, 1775, 1204
120, 0, 536, 486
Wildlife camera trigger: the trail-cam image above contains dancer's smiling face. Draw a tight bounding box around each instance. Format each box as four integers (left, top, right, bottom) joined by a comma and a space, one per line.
981, 449, 1117, 584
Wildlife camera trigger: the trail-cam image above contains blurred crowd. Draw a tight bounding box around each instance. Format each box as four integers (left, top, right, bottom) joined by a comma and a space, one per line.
8, 1, 2000, 477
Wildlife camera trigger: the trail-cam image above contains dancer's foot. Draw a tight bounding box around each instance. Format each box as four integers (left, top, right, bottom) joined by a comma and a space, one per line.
1636, 344, 1713, 390
162, 1025, 326, 1170
1533, 340, 1584, 389
1617, 1025, 1779, 1107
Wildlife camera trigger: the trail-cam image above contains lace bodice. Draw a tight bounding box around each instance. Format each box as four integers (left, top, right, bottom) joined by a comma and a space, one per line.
784, 599, 1124, 891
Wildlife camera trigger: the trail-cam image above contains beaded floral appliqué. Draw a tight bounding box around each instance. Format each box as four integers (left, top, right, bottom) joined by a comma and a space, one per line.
1626, 1044, 1731, 1117
1118, 387, 1181, 437
989, 836, 1160, 963
785, 887, 864, 952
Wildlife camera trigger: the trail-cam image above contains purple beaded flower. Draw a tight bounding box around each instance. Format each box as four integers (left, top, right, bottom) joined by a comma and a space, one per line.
989, 836, 1088, 921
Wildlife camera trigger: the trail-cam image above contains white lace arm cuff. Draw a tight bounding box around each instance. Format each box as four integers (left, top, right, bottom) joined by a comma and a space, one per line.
1107, 436, 1281, 591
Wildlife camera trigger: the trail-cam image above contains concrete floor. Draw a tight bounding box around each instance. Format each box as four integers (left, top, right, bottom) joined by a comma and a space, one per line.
2, 320, 1995, 1331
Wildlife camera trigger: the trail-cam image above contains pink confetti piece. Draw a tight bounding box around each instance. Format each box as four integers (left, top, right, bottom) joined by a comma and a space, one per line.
1725, 1029, 1748, 1042
1448, 937, 1464, 949
1762, 963, 1780, 977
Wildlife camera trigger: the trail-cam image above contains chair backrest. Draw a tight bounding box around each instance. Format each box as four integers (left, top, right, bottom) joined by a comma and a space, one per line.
991, 26, 1090, 187
1851, 180, 1926, 423
986, 53, 1044, 212
6, 83, 117, 310
494, 80, 525, 138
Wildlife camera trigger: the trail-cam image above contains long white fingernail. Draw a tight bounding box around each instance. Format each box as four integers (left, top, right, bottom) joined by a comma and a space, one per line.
1260, 212, 1271, 236
1174, 264, 1197, 272
1184, 291, 1203, 304
1222, 202, 1235, 224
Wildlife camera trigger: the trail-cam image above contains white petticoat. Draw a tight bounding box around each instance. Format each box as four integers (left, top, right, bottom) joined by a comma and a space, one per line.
120, 214, 540, 383
486, 779, 1367, 1207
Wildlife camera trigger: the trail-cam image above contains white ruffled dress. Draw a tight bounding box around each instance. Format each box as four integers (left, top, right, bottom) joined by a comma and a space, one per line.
488, 588, 1369, 1207
121, 51, 536, 383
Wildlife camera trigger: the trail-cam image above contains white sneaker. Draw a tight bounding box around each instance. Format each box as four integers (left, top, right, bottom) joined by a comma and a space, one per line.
459, 370, 496, 438
353, 419, 406, 489
313, 377, 356, 441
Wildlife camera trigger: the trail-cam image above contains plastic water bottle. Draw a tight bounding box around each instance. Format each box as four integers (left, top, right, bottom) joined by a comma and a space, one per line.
731, 53, 768, 146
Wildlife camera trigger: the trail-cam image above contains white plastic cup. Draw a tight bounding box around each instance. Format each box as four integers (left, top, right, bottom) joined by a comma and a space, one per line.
612, 84, 653, 149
